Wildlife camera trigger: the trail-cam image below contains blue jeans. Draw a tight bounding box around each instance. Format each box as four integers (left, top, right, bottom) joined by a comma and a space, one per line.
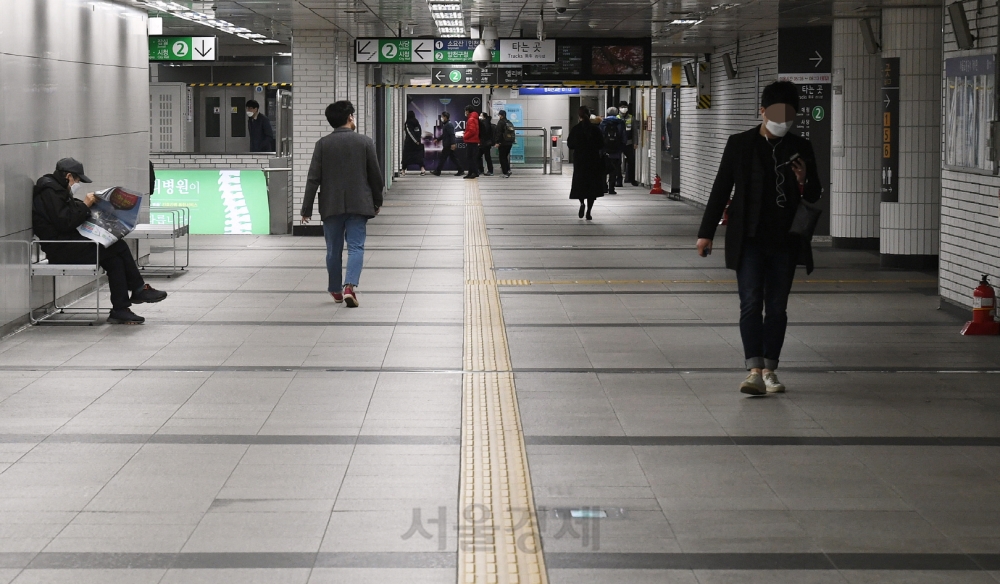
736, 238, 798, 371
322, 214, 368, 292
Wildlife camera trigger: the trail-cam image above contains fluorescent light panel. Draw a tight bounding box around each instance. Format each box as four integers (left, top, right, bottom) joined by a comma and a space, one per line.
142, 0, 282, 45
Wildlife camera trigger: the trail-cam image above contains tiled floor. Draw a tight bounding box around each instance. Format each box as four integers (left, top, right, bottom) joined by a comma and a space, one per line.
0, 172, 999, 583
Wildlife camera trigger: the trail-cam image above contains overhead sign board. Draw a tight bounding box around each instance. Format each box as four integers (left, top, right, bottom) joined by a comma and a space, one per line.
149, 36, 217, 61
432, 67, 497, 85
354, 38, 555, 64
499, 39, 556, 62
517, 87, 579, 95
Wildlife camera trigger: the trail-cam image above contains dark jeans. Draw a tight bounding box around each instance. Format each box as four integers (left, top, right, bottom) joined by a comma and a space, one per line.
479, 145, 494, 174
498, 144, 512, 174
606, 156, 622, 192
438, 146, 463, 173
736, 237, 798, 371
465, 144, 480, 176
53, 239, 144, 310
622, 146, 636, 183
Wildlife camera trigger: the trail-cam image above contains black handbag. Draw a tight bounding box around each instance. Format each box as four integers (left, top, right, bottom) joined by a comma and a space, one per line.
789, 198, 822, 239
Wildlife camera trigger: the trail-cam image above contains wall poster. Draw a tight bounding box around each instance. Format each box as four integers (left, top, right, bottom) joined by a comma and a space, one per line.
944, 54, 996, 172
405, 94, 482, 171
152, 170, 270, 235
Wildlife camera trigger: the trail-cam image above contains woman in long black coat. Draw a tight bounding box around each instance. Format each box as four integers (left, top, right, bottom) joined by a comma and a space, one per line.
566, 106, 606, 220
401, 111, 426, 175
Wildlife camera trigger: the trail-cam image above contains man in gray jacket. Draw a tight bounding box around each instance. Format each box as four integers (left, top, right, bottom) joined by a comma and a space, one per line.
301, 101, 384, 307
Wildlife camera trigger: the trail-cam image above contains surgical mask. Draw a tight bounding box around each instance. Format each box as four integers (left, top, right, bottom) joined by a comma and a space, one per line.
70, 182, 86, 198
765, 119, 794, 137
620, 107, 628, 114
247, 111, 255, 118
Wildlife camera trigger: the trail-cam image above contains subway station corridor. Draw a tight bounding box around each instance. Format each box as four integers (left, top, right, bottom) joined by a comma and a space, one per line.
2, 174, 1000, 583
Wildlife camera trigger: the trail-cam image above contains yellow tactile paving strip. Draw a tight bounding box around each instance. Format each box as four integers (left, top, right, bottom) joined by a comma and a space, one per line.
461, 182, 548, 584
497, 278, 938, 286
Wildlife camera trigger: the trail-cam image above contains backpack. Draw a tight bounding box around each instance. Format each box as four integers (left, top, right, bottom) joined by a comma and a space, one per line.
500, 120, 516, 145
602, 121, 622, 153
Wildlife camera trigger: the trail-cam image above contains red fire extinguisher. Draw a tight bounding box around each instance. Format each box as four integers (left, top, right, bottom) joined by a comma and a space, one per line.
961, 275, 1000, 336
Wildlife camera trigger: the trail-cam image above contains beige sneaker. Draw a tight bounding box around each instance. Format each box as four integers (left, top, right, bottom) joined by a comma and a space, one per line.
763, 371, 786, 393
739, 372, 766, 396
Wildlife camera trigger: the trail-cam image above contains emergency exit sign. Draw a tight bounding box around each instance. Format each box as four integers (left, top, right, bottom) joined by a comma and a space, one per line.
149, 37, 217, 61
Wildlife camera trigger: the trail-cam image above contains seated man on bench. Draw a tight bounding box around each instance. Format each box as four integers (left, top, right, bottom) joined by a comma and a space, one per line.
32, 158, 168, 324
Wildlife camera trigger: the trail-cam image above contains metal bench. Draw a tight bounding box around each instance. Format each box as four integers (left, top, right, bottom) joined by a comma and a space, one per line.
28, 239, 103, 325
126, 205, 190, 277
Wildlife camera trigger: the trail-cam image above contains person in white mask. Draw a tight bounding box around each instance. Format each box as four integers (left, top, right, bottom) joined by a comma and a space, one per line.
695, 81, 822, 397
246, 99, 276, 152
32, 158, 168, 324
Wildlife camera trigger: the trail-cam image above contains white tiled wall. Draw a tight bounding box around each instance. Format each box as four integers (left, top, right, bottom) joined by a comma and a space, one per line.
680, 32, 779, 205
292, 30, 374, 223
831, 19, 882, 241
150, 153, 274, 169
880, 7, 943, 258
940, 0, 1000, 306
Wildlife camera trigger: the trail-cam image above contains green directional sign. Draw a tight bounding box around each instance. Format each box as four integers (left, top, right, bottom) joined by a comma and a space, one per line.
378, 39, 411, 62
149, 36, 216, 61
811, 106, 826, 122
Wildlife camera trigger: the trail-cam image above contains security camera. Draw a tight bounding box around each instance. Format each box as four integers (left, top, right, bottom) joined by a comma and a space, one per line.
553, 0, 568, 13
473, 41, 491, 69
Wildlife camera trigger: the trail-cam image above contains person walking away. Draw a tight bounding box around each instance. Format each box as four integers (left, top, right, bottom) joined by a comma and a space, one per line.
401, 111, 426, 176
247, 100, 276, 153
599, 107, 627, 194
478, 111, 495, 176
696, 81, 823, 396
567, 107, 606, 220
301, 101, 384, 308
432, 111, 463, 176
33, 158, 168, 324
495, 110, 516, 178
462, 106, 480, 179
619, 100, 639, 186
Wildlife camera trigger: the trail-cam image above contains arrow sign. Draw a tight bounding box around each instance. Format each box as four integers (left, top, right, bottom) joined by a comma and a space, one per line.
356, 40, 377, 62
809, 51, 823, 68
193, 38, 215, 60
884, 93, 891, 108
434, 70, 446, 82
413, 40, 432, 63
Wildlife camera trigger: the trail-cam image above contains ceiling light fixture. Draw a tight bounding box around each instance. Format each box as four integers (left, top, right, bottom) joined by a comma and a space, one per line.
429, 0, 465, 38
140, 0, 284, 45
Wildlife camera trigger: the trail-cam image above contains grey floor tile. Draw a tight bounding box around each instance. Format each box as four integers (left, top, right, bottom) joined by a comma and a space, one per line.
307, 568, 455, 584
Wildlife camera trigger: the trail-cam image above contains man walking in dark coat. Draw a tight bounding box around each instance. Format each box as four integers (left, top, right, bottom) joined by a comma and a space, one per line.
301, 101, 384, 308
33, 158, 167, 324
599, 107, 627, 194
432, 112, 463, 176
696, 81, 823, 396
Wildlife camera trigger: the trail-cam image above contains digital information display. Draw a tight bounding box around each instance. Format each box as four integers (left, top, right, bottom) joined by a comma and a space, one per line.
521, 38, 651, 82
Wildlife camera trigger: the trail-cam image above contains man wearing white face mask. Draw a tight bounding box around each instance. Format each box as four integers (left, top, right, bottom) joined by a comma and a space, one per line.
696, 81, 822, 396
32, 158, 168, 324
247, 99, 276, 152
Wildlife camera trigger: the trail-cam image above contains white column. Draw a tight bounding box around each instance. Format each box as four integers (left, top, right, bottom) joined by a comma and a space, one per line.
879, 7, 943, 268
830, 18, 882, 248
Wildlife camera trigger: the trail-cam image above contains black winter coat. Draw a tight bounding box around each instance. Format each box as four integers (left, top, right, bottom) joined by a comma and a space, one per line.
32, 174, 92, 260
479, 115, 494, 147
567, 120, 606, 200
698, 126, 823, 274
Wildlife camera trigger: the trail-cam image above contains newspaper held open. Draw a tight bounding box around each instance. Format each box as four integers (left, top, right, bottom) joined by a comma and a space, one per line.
76, 187, 142, 247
